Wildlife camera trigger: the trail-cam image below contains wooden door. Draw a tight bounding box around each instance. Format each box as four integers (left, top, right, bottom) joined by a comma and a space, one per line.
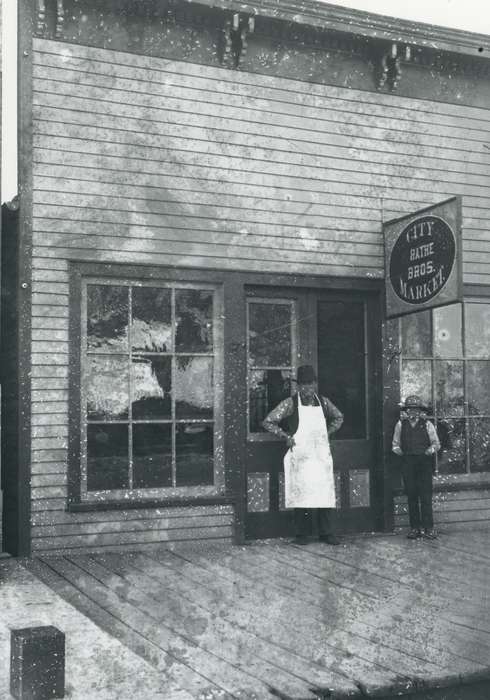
245, 287, 381, 539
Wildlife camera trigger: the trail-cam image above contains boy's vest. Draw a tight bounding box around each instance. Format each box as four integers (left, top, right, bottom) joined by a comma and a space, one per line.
282, 394, 330, 436
400, 418, 430, 455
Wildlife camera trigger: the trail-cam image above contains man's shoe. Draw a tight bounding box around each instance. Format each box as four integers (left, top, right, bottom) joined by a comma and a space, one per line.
319, 534, 341, 545
294, 535, 309, 545
406, 529, 422, 539
423, 528, 438, 540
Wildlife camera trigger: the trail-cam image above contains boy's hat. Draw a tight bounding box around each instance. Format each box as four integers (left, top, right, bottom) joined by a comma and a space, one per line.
296, 364, 317, 384
403, 394, 426, 409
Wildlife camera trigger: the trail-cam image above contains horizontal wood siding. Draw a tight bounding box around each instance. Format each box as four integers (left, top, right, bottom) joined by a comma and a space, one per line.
394, 490, 490, 531
30, 38, 490, 550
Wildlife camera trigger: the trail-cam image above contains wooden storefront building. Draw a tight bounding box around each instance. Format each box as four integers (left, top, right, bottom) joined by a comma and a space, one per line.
2, 0, 490, 556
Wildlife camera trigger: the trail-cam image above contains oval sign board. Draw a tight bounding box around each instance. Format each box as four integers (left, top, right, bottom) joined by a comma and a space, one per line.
389, 215, 456, 305
383, 198, 462, 318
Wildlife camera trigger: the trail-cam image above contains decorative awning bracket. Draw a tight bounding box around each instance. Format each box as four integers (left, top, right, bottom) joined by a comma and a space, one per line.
378, 43, 412, 91
221, 12, 255, 69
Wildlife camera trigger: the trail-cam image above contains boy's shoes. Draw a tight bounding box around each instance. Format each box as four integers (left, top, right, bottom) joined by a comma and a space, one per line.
406, 529, 422, 539
319, 534, 341, 546
294, 535, 309, 545
423, 528, 438, 540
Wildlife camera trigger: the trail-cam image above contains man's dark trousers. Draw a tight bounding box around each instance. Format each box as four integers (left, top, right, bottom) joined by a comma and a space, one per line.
294, 508, 336, 537
401, 455, 434, 529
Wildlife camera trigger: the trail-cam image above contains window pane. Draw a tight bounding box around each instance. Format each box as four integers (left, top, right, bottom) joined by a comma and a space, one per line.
248, 302, 292, 366
87, 285, 128, 351
318, 301, 366, 439
87, 424, 129, 490
175, 289, 213, 352
132, 357, 171, 420
249, 369, 292, 433
401, 360, 432, 411
465, 303, 490, 358
176, 424, 214, 486
175, 356, 213, 419
132, 287, 171, 353
469, 418, 490, 472
133, 424, 172, 488
401, 310, 431, 357
87, 356, 129, 420
467, 361, 490, 416
436, 418, 466, 474
435, 361, 464, 417
433, 304, 462, 358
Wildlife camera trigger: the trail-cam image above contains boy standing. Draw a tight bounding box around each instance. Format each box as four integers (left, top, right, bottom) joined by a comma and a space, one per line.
392, 395, 440, 540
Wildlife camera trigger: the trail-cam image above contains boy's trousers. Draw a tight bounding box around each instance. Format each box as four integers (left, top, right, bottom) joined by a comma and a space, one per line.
401, 454, 434, 529
294, 508, 336, 537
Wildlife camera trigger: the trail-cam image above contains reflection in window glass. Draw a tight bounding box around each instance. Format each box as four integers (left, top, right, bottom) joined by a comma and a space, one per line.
132, 287, 171, 352
175, 356, 214, 419
465, 304, 490, 358
176, 424, 214, 486
401, 360, 432, 409
435, 361, 463, 417
248, 303, 292, 367
469, 419, 490, 472
401, 310, 431, 357
436, 418, 467, 474
87, 285, 128, 351
87, 424, 129, 490
467, 362, 490, 416
132, 356, 171, 420
133, 424, 172, 488
433, 304, 462, 358
249, 369, 292, 433
87, 356, 129, 420
175, 289, 213, 353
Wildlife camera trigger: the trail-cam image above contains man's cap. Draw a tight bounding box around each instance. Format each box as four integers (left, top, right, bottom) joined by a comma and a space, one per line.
403, 394, 426, 409
296, 364, 317, 384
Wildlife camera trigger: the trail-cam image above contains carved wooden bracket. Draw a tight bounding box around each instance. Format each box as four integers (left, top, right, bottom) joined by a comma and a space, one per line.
36, 0, 65, 37
55, 0, 65, 38
221, 12, 255, 69
377, 43, 412, 91
36, 0, 47, 35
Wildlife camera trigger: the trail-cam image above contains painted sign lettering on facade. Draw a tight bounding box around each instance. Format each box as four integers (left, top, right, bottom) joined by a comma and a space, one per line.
384, 198, 462, 318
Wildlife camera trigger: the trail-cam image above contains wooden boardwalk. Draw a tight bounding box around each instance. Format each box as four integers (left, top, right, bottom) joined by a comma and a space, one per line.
26, 529, 490, 700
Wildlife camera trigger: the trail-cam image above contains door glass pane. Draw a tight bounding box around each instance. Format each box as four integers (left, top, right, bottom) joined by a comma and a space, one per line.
132, 356, 171, 420
87, 356, 129, 420
248, 302, 292, 366
401, 360, 432, 409
436, 418, 466, 474
433, 304, 462, 358
176, 424, 214, 486
175, 289, 213, 352
87, 285, 128, 351
249, 369, 292, 433
465, 303, 490, 358
133, 424, 172, 488
469, 418, 490, 472
435, 361, 464, 417
318, 301, 365, 439
175, 356, 214, 419
467, 361, 490, 415
132, 287, 172, 353
401, 310, 431, 357
87, 424, 129, 490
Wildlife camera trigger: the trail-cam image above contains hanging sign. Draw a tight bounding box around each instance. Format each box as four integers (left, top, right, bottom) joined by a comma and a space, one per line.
383, 196, 462, 318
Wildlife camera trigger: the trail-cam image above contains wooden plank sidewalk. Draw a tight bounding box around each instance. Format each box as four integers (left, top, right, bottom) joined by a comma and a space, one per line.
26, 529, 490, 699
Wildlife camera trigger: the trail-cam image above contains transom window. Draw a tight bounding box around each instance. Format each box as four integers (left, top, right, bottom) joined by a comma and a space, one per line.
400, 300, 490, 477
80, 280, 223, 501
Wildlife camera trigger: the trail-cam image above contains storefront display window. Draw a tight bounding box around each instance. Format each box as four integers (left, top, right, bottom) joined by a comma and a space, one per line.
80, 279, 224, 501
400, 300, 490, 476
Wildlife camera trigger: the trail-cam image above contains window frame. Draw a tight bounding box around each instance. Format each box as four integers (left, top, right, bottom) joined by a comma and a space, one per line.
69, 264, 225, 507
399, 296, 490, 484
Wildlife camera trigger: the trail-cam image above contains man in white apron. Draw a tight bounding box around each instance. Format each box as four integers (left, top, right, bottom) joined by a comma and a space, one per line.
262, 365, 343, 545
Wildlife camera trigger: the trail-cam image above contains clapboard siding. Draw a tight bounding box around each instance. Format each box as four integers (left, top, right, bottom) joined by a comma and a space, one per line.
28, 37, 490, 551
394, 491, 490, 530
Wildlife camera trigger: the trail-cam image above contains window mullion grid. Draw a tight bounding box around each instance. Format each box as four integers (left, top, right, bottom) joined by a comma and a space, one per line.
128, 286, 133, 490
171, 288, 177, 488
